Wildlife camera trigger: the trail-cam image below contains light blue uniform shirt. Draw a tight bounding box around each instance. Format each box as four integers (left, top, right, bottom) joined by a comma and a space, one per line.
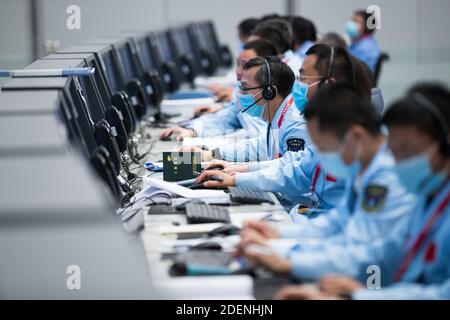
184, 86, 266, 138
282, 50, 302, 78
295, 41, 315, 60
218, 94, 310, 162
235, 90, 386, 210
236, 146, 345, 210
351, 183, 450, 299
348, 35, 381, 72
273, 143, 416, 280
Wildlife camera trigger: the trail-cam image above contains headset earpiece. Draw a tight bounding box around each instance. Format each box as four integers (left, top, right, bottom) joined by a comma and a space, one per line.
412, 93, 450, 156
262, 58, 276, 101
319, 46, 335, 89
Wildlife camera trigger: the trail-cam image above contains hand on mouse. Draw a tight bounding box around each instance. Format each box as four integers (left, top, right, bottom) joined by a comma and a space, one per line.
159, 126, 195, 141
204, 161, 249, 175
195, 170, 235, 188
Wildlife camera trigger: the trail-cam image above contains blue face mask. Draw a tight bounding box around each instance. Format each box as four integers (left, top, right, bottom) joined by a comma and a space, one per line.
346, 20, 359, 39
315, 133, 361, 180
394, 146, 447, 195
292, 81, 320, 113
239, 90, 265, 118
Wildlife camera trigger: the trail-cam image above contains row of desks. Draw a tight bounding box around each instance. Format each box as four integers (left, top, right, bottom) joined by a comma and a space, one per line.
132, 102, 292, 299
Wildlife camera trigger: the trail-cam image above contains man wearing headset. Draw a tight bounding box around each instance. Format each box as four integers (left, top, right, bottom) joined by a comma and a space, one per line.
159, 40, 278, 141
275, 83, 450, 300
197, 45, 371, 213
185, 56, 311, 162
233, 84, 415, 281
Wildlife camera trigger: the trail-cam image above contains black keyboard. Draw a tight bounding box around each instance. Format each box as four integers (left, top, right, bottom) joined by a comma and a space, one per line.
185, 203, 231, 224
228, 187, 275, 205
175, 251, 233, 267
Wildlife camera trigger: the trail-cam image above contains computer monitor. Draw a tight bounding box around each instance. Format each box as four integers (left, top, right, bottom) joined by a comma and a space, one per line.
136, 35, 159, 72
155, 30, 176, 63
101, 49, 123, 94
56, 45, 119, 101
0, 152, 154, 299
197, 21, 232, 68
0, 91, 71, 156
168, 26, 204, 78
1, 64, 94, 157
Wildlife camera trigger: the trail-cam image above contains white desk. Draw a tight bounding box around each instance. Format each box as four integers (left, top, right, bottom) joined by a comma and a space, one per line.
128, 102, 290, 299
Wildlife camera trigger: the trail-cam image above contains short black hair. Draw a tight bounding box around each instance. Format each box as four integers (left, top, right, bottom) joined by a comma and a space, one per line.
238, 18, 259, 38
243, 56, 295, 98
303, 83, 380, 138
355, 10, 376, 35
291, 16, 317, 45
243, 39, 277, 57
260, 14, 282, 21
319, 32, 347, 50
382, 83, 450, 156
252, 18, 294, 54
306, 44, 372, 97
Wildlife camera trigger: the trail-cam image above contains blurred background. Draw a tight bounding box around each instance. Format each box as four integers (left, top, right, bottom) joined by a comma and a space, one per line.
1, 0, 450, 105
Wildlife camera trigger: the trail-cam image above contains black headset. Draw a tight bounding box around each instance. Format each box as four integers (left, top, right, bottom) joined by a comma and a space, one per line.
411, 92, 450, 155
262, 57, 277, 101
319, 46, 357, 89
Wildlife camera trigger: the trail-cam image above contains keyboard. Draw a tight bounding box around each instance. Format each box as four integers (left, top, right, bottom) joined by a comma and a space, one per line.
174, 251, 233, 267
228, 187, 275, 205
185, 203, 231, 224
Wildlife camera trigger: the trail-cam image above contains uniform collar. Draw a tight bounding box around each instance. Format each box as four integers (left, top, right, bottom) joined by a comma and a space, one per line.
283, 50, 295, 61
296, 41, 315, 58
351, 141, 391, 189
270, 94, 293, 127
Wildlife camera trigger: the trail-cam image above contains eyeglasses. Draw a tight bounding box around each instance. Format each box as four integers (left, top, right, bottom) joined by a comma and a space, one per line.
238, 85, 264, 92
297, 72, 325, 82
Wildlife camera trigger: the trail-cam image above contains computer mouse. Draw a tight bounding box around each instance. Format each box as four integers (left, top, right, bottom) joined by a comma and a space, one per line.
204, 164, 224, 171
190, 241, 222, 251
208, 224, 241, 237
192, 110, 209, 119
188, 175, 223, 189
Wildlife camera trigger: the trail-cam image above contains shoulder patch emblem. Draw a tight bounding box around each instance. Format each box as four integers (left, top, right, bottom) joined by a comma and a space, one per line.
286, 138, 305, 152
362, 185, 388, 212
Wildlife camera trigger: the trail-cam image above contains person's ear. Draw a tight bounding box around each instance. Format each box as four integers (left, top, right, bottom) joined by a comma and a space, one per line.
352, 125, 366, 141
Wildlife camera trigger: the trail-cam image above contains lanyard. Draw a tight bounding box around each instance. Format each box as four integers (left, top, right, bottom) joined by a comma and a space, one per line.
277, 97, 294, 128
267, 97, 294, 158
395, 191, 450, 281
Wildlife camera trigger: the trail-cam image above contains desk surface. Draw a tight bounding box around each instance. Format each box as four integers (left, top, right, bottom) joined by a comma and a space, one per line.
132, 102, 289, 299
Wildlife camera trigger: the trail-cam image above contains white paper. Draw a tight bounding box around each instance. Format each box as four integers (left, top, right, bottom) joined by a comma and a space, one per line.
157, 275, 254, 299
144, 177, 229, 199
161, 97, 215, 107
158, 223, 225, 235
